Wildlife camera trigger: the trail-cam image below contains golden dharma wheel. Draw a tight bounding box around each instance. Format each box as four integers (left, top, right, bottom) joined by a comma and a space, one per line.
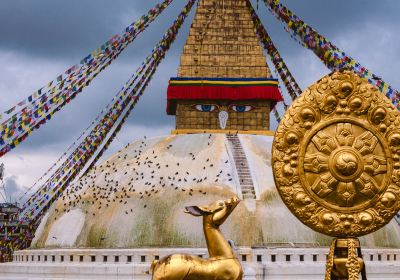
272, 70, 400, 237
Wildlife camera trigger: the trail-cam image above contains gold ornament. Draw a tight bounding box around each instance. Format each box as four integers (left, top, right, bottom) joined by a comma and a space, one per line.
272, 70, 399, 279
272, 70, 400, 238
150, 197, 243, 280
325, 238, 366, 280
324, 239, 335, 280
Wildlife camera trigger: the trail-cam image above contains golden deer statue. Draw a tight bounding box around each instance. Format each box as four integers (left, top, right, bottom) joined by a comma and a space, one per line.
150, 196, 243, 280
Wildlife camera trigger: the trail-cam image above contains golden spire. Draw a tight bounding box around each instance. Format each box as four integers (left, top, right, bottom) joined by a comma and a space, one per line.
178, 0, 271, 78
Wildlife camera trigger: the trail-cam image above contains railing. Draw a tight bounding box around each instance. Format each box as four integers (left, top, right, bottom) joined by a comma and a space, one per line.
12, 247, 400, 265
252, 242, 321, 248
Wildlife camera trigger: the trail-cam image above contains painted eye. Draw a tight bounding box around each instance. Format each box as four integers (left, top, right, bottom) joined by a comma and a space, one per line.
230, 105, 254, 112
194, 104, 217, 112
218, 201, 224, 207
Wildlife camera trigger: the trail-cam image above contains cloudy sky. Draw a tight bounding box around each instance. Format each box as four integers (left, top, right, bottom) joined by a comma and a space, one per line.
0, 0, 399, 202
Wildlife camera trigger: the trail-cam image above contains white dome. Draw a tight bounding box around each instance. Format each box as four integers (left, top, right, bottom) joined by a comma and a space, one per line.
31, 134, 400, 249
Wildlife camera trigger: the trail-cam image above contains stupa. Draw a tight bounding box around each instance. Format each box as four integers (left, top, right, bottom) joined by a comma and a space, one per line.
1, 0, 400, 279
166, 0, 282, 132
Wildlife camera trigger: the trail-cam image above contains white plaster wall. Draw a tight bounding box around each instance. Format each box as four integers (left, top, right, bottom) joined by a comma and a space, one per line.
45, 209, 85, 247
2, 247, 400, 280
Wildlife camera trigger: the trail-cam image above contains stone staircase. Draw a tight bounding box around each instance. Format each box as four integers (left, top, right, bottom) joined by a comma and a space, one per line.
226, 134, 256, 200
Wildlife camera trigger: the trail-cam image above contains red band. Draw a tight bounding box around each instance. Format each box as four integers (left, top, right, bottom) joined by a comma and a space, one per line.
167, 85, 283, 115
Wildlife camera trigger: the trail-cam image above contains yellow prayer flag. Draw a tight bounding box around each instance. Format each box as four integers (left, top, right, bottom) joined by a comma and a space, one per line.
383, 83, 389, 92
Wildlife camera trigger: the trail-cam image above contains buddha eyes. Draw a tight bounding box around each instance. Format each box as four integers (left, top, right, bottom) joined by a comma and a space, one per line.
194, 104, 218, 112
193, 104, 255, 112
230, 105, 254, 112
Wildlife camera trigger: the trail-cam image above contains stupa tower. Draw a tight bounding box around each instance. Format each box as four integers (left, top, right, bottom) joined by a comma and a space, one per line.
167, 0, 282, 132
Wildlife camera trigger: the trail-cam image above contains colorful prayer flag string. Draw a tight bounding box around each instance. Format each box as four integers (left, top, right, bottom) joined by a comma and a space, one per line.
2, 0, 197, 261
20, 0, 198, 223
0, 0, 176, 158
263, 0, 400, 109
247, 0, 302, 102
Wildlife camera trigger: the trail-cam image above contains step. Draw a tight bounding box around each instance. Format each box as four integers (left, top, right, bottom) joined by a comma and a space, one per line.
242, 191, 255, 194
239, 178, 253, 183
242, 190, 255, 194
237, 175, 253, 179
226, 134, 257, 200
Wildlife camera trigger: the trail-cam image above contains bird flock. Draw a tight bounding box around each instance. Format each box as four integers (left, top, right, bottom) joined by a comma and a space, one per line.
52, 134, 237, 220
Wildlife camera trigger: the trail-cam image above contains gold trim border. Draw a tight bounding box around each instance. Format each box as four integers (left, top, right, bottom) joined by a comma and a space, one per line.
171, 129, 274, 136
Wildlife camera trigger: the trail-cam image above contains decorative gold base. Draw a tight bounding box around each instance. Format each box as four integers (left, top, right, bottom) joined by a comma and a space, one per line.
325, 238, 367, 280
171, 129, 274, 136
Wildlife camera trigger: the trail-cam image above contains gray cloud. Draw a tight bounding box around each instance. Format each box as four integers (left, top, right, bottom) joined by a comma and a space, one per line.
0, 0, 188, 59
1, 175, 26, 203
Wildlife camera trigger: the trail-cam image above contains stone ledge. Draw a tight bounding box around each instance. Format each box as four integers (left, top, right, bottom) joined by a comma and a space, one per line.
171, 129, 274, 136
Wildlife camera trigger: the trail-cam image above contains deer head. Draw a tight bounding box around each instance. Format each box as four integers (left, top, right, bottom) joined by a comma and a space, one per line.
184, 196, 240, 226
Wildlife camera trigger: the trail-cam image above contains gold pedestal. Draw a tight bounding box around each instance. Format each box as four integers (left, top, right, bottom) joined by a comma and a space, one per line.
325, 238, 367, 280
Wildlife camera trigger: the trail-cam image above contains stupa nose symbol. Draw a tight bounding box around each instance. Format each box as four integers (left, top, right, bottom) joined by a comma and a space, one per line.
219, 111, 228, 129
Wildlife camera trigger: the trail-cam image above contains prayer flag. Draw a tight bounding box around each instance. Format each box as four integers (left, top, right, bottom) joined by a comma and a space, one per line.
5, 107, 16, 115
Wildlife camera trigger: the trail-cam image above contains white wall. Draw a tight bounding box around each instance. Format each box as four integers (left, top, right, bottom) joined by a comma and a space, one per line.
1, 247, 400, 279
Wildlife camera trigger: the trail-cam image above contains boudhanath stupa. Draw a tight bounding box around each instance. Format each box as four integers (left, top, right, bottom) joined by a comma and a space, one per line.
1, 0, 400, 279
